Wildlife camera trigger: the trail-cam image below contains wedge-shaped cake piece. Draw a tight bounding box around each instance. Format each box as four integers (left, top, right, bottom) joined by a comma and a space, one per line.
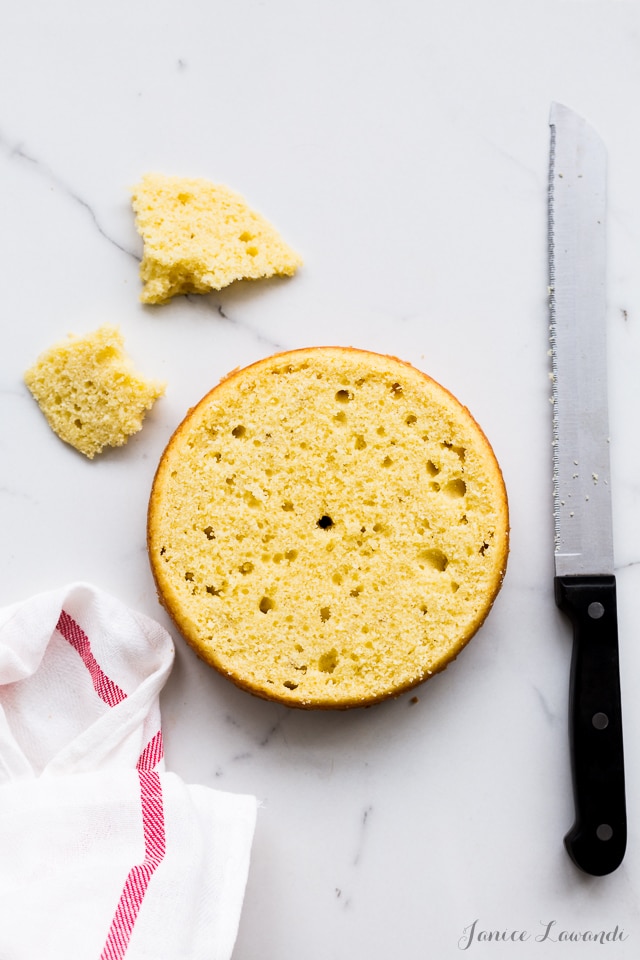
24, 324, 165, 459
131, 173, 303, 304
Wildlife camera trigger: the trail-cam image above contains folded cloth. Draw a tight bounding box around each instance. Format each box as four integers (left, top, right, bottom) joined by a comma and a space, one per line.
0, 583, 257, 960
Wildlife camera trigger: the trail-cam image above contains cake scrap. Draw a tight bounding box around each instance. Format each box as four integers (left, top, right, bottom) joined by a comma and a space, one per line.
131, 173, 303, 305
24, 324, 166, 459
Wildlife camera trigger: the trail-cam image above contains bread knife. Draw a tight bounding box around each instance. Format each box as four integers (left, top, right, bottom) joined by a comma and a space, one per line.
548, 103, 626, 876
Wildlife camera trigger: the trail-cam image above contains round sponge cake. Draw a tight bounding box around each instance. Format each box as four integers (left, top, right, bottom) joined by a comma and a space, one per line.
148, 347, 509, 708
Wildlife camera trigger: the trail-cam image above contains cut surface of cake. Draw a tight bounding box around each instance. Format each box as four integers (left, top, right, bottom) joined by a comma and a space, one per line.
148, 347, 509, 708
24, 324, 165, 459
131, 173, 303, 304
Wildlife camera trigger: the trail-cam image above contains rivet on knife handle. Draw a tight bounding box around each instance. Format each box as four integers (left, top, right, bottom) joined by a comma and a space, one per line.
555, 575, 626, 876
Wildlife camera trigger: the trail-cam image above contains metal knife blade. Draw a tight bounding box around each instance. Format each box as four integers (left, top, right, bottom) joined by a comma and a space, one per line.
548, 102, 626, 876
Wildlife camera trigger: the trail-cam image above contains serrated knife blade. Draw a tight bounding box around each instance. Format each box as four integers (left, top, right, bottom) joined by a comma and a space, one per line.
548, 102, 626, 876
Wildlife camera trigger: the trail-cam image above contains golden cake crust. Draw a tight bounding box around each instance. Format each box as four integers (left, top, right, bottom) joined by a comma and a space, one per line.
148, 347, 509, 708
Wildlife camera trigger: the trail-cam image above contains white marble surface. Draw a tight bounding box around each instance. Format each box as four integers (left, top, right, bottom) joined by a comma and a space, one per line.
2, 1, 640, 956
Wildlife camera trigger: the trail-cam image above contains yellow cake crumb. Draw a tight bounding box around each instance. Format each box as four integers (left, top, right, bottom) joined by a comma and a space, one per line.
131, 173, 303, 304
24, 324, 165, 459
148, 347, 509, 709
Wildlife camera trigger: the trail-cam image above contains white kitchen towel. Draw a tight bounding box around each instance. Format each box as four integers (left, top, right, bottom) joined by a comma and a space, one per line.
0, 582, 257, 960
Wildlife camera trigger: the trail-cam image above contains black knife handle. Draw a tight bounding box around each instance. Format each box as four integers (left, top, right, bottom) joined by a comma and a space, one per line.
555, 575, 626, 876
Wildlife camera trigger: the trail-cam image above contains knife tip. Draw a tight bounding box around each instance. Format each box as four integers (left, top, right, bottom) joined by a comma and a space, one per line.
550, 101, 569, 125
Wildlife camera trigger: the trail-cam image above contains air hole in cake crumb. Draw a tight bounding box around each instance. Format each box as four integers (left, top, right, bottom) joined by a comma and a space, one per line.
350, 587, 362, 597
160, 546, 166, 556
283, 680, 298, 690
318, 649, 338, 673
406, 414, 417, 425
206, 585, 223, 596
451, 582, 460, 593
335, 389, 353, 403
444, 479, 466, 498
232, 425, 246, 438
317, 515, 334, 529
373, 522, 387, 534
246, 246, 259, 257
285, 549, 298, 561
480, 541, 490, 556
382, 456, 393, 468
320, 606, 331, 622
390, 382, 403, 397
354, 435, 367, 450
281, 500, 294, 512
239, 231, 253, 242
426, 460, 440, 476
203, 526, 215, 540
460, 514, 469, 524
334, 411, 347, 423
239, 562, 254, 574
442, 441, 466, 460
184, 572, 194, 581
377, 426, 386, 436
74, 418, 83, 429
420, 548, 449, 572
420, 604, 428, 615
429, 482, 441, 492
295, 643, 304, 653
259, 596, 275, 614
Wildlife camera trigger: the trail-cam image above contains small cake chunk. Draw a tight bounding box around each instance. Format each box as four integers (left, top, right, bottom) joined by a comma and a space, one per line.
24, 325, 165, 459
131, 173, 303, 304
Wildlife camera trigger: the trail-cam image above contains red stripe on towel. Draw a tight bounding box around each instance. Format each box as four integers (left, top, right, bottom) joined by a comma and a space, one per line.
56, 608, 167, 958
56, 610, 127, 707
136, 729, 164, 771
100, 771, 166, 960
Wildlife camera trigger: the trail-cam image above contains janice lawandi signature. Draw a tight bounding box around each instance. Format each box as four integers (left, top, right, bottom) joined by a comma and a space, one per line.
458, 919, 629, 950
